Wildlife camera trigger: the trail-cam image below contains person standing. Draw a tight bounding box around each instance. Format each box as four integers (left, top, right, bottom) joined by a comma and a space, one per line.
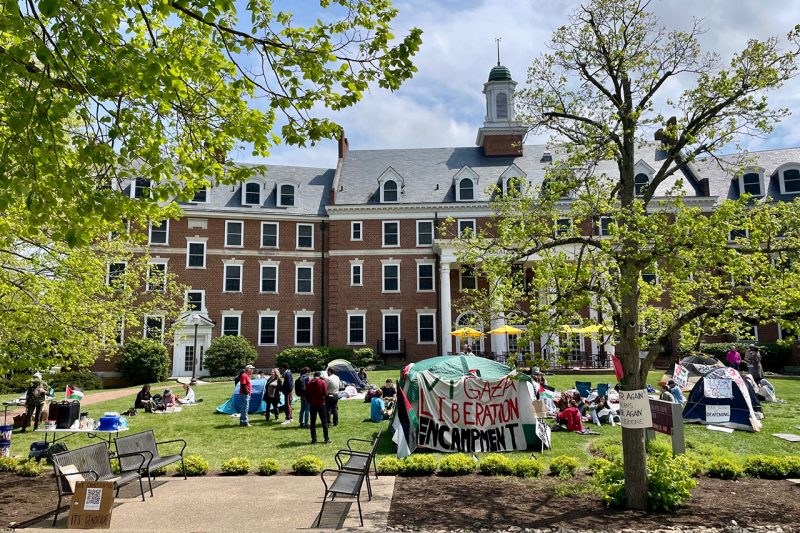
305, 371, 330, 444
295, 367, 311, 428
264, 369, 282, 421
21, 372, 48, 433
725, 345, 741, 370
324, 368, 341, 427
238, 365, 254, 427
280, 365, 294, 424
749, 345, 765, 383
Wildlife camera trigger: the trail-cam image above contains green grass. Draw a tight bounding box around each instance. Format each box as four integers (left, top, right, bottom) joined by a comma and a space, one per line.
4, 370, 799, 473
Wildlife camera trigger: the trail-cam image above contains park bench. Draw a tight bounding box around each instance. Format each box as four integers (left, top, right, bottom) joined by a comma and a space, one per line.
51, 442, 147, 525
115, 430, 187, 497
315, 453, 371, 528
334, 431, 381, 500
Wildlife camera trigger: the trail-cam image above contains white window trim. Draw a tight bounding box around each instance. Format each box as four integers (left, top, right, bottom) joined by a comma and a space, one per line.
351, 221, 363, 241
258, 311, 279, 346
458, 219, 477, 236
416, 260, 436, 292
186, 238, 208, 269
596, 216, 613, 237
143, 314, 165, 340
295, 262, 314, 295
185, 289, 206, 312
350, 262, 363, 287
148, 220, 169, 246
260, 221, 280, 248
382, 220, 400, 248
416, 220, 434, 247
381, 310, 402, 353
130, 178, 151, 199
641, 272, 659, 285
555, 217, 572, 237
381, 259, 401, 294
296, 223, 314, 250
222, 260, 244, 293
456, 177, 476, 202
416, 310, 437, 345
728, 228, 750, 243
459, 266, 477, 291
276, 181, 298, 207
380, 179, 400, 203
377, 167, 404, 204
294, 311, 314, 346
224, 220, 245, 248
242, 181, 262, 206
146, 259, 168, 292
738, 169, 765, 198
778, 164, 800, 195
346, 310, 367, 346
221, 312, 242, 337
106, 260, 128, 287
259, 260, 280, 294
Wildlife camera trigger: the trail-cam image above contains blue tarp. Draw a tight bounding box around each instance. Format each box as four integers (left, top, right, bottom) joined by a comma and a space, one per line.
215, 379, 284, 414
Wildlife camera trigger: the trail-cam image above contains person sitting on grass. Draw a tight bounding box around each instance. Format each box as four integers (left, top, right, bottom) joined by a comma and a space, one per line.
380, 379, 396, 401
177, 383, 195, 405
135, 384, 155, 413
589, 396, 619, 426
160, 388, 176, 410
358, 367, 368, 384
556, 400, 583, 432
668, 379, 685, 404
659, 382, 674, 402
370, 390, 390, 422
572, 391, 587, 416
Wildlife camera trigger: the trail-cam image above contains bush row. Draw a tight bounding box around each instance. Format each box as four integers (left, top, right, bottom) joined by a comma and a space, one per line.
276, 347, 380, 371
0, 457, 45, 477
377, 453, 564, 479
0, 370, 102, 394
682, 342, 793, 372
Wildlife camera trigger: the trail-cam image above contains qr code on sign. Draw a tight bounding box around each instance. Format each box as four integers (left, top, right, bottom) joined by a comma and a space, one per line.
84, 487, 103, 511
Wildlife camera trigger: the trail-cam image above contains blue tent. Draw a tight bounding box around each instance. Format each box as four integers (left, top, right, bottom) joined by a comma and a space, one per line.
216, 379, 284, 414
682, 367, 763, 432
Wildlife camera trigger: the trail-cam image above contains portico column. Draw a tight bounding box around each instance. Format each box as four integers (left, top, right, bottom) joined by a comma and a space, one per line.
490, 315, 506, 356
440, 262, 452, 354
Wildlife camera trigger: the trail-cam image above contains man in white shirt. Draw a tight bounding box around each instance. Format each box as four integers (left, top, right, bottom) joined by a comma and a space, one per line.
324, 369, 341, 426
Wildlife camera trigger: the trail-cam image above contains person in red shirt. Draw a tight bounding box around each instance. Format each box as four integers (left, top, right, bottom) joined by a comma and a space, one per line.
238, 365, 254, 427
305, 371, 330, 443
557, 400, 583, 432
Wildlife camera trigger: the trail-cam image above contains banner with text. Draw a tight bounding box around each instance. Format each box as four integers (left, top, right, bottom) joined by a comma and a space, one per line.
619, 389, 653, 429
416, 371, 536, 453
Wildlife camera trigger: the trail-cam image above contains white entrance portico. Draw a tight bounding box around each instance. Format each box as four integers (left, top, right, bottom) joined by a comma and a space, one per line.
172, 312, 215, 379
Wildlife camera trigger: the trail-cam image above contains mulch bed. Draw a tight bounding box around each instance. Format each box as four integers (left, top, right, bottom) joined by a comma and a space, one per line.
0, 471, 58, 529
388, 475, 800, 530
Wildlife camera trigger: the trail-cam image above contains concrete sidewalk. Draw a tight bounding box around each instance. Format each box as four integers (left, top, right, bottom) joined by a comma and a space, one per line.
23, 475, 395, 532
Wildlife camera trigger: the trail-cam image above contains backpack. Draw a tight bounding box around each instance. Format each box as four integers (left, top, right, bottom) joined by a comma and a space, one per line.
294, 375, 306, 397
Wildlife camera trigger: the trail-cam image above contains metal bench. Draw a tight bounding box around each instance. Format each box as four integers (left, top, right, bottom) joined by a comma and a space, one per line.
315, 451, 371, 527
51, 442, 147, 525
334, 431, 381, 500
115, 430, 187, 497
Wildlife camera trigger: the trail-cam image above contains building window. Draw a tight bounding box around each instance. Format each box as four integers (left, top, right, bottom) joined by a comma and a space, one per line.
223, 263, 242, 293
296, 224, 314, 249
418, 313, 436, 344
780, 167, 800, 194
595, 216, 613, 237
731, 273, 753, 288
259, 314, 277, 345
641, 272, 658, 285
225, 220, 244, 247
183, 345, 195, 373
347, 313, 366, 345
495, 92, 508, 120
382, 221, 399, 247
186, 240, 206, 268
243, 182, 261, 205
192, 187, 208, 203
634, 173, 649, 197
146, 262, 166, 292
417, 263, 434, 292
278, 183, 296, 207
261, 222, 279, 248
460, 266, 477, 290
296, 265, 313, 294
505, 176, 523, 196
416, 220, 434, 246
351, 221, 363, 241
295, 314, 313, 346
740, 172, 763, 197
382, 180, 399, 203
457, 178, 474, 201
222, 315, 241, 336
382, 263, 400, 293
132, 178, 150, 199
555, 218, 572, 237
728, 228, 749, 242
382, 313, 401, 352
260, 264, 278, 293
458, 219, 476, 236
351, 263, 362, 286
143, 315, 165, 341
107, 262, 127, 288
149, 220, 169, 245
185, 290, 205, 311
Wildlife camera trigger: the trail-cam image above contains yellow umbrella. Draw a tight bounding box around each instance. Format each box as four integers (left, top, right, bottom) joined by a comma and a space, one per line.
451, 326, 484, 338
488, 325, 524, 357
577, 324, 615, 334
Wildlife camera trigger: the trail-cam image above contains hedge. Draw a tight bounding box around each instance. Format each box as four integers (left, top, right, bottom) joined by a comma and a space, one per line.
276, 347, 380, 371
688, 342, 793, 372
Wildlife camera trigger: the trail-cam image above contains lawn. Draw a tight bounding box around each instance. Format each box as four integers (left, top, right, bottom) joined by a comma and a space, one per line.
5, 370, 800, 473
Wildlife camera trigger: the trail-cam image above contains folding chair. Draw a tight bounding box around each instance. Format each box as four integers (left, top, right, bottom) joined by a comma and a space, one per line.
575, 381, 592, 398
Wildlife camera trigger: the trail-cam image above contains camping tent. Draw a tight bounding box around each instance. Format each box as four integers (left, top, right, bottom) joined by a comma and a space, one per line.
395, 355, 545, 455
659, 354, 724, 391
326, 359, 365, 390
216, 379, 284, 415
682, 367, 763, 432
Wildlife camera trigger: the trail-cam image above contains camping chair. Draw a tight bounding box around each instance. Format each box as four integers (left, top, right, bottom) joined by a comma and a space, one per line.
575, 381, 592, 398
596, 383, 610, 398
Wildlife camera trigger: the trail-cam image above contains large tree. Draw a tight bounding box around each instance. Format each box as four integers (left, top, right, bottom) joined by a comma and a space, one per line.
457, 0, 800, 509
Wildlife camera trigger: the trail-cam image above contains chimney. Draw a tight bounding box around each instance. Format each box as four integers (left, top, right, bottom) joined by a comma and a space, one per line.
338, 134, 349, 159
541, 151, 552, 163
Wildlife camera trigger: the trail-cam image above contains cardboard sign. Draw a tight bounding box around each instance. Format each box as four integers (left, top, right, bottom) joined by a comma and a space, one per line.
704, 378, 733, 399
618, 389, 653, 429
68, 481, 114, 529
706, 404, 730, 423
672, 364, 689, 389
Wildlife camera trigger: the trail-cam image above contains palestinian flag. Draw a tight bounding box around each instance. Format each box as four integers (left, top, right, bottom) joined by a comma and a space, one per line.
391, 386, 418, 459
66, 385, 84, 401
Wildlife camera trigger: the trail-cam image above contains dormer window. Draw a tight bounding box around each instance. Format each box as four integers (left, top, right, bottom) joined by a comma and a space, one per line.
457, 178, 475, 201
131, 178, 151, 199
382, 180, 398, 203
278, 183, 296, 207
779, 166, 800, 195
634, 173, 650, 197
495, 92, 508, 120
739, 171, 764, 197
243, 182, 261, 205
192, 187, 208, 203
504, 177, 523, 196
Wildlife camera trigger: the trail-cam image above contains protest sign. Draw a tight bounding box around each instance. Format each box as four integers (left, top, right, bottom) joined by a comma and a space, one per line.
704, 378, 733, 399
672, 364, 689, 389
618, 389, 653, 429
706, 404, 730, 423
68, 481, 114, 529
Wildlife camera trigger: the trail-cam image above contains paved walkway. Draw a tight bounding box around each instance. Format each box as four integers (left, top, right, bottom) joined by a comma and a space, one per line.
24, 475, 395, 532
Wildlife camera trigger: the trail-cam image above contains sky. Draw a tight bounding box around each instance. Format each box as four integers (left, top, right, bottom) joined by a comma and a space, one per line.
233, 0, 800, 169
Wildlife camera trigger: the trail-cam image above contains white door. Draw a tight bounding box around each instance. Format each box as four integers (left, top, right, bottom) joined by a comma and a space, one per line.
172, 335, 210, 377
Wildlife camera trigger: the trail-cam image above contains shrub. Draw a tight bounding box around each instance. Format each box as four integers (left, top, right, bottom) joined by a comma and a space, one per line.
691, 342, 792, 372
150, 467, 168, 477
258, 458, 280, 476
47, 371, 103, 392
377, 457, 404, 475
352, 348, 380, 368
203, 336, 257, 377
401, 454, 438, 476
744, 455, 788, 479
292, 455, 324, 475
117, 338, 170, 384
588, 457, 613, 476
706, 458, 743, 480
0, 457, 20, 472
595, 453, 696, 511
549, 455, 579, 479
0, 373, 43, 394
589, 438, 622, 461
437, 453, 476, 476
645, 439, 672, 456
221, 457, 251, 475
182, 455, 209, 477
478, 453, 514, 476
277, 348, 324, 371
319, 346, 354, 364
673, 455, 703, 478
110, 459, 120, 474
16, 459, 44, 477
784, 456, 800, 477
514, 458, 544, 478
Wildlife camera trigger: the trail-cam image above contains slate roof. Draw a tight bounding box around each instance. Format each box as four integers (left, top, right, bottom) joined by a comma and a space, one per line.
694, 147, 800, 202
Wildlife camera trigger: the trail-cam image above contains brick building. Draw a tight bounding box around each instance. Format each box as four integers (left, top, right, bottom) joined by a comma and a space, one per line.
106, 62, 800, 378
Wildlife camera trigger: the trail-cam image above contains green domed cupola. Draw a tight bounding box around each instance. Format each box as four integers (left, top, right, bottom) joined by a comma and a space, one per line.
488, 64, 512, 82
